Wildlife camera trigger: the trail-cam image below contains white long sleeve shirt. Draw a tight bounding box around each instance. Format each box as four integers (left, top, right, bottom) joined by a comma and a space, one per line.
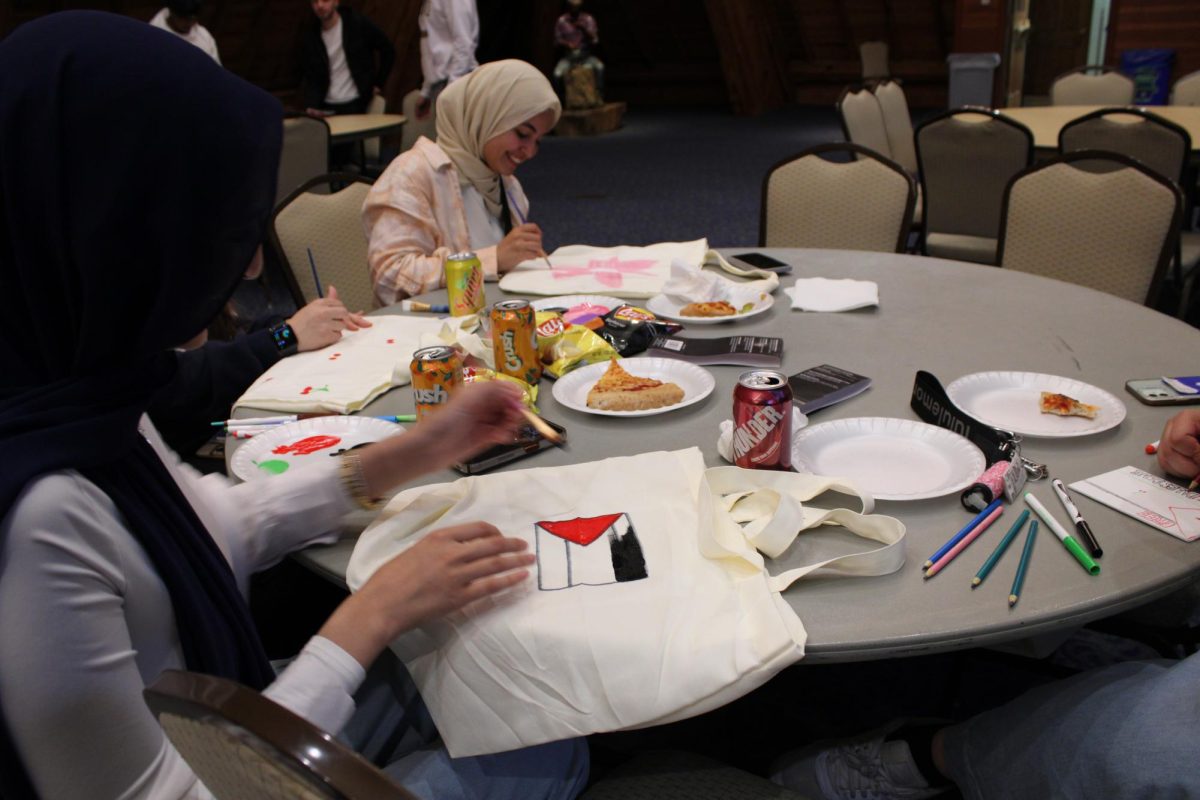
418, 0, 478, 98
0, 418, 364, 799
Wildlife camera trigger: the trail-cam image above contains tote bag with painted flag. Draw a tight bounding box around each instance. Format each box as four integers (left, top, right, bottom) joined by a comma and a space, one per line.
346, 447, 905, 757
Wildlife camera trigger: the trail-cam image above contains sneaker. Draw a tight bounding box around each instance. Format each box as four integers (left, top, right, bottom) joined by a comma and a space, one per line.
769, 721, 948, 800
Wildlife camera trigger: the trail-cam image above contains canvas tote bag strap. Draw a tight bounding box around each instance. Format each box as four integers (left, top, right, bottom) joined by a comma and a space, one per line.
704, 250, 781, 289
705, 466, 905, 593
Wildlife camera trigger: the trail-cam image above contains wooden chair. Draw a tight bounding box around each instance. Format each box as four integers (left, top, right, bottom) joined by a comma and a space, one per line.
1049, 65, 1134, 106
277, 116, 330, 206
760, 143, 916, 254
1059, 107, 1198, 314
997, 151, 1181, 307
915, 108, 1033, 265
144, 670, 417, 800
269, 173, 377, 312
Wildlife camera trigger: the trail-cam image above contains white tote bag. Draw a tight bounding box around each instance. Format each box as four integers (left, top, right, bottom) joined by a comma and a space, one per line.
346, 448, 905, 757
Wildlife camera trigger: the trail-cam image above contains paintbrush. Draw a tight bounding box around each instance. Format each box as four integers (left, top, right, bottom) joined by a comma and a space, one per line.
504, 184, 554, 270
520, 408, 565, 447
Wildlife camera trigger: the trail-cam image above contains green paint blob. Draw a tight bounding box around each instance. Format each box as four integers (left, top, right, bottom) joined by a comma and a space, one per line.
256, 459, 290, 475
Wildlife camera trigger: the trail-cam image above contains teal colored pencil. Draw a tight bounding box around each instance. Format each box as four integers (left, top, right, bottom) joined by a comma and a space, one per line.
972, 509, 1030, 588
1008, 519, 1038, 607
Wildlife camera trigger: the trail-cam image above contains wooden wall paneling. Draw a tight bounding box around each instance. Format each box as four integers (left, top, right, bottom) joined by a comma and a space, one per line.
704, 0, 790, 115
1107, 0, 1200, 81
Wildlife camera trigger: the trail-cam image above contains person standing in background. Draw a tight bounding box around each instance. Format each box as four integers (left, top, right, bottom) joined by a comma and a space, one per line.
415, 0, 479, 120
149, 0, 220, 64
302, 0, 395, 118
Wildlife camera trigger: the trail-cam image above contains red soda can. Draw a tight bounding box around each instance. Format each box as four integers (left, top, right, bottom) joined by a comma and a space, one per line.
732, 370, 793, 470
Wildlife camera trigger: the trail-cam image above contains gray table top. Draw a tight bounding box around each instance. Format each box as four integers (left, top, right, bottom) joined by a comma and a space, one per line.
231, 248, 1200, 663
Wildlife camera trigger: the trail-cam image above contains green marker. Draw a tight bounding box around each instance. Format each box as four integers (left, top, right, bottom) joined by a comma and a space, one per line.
973, 509, 1030, 588
1024, 492, 1100, 576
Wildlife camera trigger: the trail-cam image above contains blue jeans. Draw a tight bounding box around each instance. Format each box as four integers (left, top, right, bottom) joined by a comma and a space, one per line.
340, 651, 589, 800
942, 653, 1200, 799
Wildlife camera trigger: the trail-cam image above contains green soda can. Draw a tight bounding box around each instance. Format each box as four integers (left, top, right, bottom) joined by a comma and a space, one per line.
445, 250, 485, 317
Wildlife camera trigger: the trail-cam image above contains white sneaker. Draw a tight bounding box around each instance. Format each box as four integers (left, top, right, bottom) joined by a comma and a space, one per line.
769, 723, 947, 800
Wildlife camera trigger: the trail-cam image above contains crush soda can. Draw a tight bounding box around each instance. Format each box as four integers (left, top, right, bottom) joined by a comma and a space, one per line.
409, 345, 462, 421
445, 250, 484, 317
732, 370, 793, 470
490, 299, 542, 384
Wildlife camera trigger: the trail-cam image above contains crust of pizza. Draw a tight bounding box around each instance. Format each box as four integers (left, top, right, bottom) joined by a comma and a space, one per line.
586, 359, 685, 411
680, 300, 736, 317
1039, 391, 1100, 419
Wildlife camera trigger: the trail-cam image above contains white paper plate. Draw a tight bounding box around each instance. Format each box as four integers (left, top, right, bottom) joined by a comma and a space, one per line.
792, 417, 986, 501
230, 417, 403, 482
530, 295, 623, 326
645, 293, 774, 324
552, 357, 715, 417
946, 371, 1126, 438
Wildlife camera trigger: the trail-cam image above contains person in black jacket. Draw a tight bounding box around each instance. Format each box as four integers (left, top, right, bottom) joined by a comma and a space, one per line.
301, 0, 395, 117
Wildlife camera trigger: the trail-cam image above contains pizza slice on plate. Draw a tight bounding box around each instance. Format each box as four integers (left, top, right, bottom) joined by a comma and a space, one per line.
586, 359, 684, 412
1039, 391, 1100, 419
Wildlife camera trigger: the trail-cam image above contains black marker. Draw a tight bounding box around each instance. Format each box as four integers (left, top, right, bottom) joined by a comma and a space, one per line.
1052, 479, 1102, 558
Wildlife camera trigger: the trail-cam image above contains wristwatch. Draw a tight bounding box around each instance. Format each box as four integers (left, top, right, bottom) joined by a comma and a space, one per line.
268, 321, 298, 357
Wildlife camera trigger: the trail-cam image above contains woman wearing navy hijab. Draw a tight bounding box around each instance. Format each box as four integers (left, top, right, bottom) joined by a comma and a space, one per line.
0, 12, 586, 799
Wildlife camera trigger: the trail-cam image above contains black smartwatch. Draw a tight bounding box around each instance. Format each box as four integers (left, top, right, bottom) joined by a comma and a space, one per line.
268, 321, 299, 357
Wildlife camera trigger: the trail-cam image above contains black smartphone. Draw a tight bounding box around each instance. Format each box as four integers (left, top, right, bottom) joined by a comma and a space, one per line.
454, 419, 567, 474
1125, 379, 1200, 406
730, 252, 793, 274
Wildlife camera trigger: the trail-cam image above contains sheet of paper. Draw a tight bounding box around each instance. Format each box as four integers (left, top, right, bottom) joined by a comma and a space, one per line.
1070, 466, 1200, 542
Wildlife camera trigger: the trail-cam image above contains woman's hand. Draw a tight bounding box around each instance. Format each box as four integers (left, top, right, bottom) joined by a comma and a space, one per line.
287, 285, 372, 352
497, 223, 546, 272
318, 522, 533, 668
356, 381, 526, 496
1157, 409, 1200, 479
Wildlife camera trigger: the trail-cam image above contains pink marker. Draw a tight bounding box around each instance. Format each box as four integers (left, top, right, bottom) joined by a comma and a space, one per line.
925, 505, 1005, 579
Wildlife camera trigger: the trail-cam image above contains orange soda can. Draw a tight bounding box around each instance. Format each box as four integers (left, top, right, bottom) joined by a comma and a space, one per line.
490, 300, 542, 384
409, 345, 462, 420
445, 250, 485, 317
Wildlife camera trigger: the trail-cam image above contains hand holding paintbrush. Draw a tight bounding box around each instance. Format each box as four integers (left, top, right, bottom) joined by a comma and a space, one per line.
500, 184, 554, 271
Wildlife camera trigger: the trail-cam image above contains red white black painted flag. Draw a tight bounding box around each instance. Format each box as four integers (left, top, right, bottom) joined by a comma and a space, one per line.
534, 512, 648, 591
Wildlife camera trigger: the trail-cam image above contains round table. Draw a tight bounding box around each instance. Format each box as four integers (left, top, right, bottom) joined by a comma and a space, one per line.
231, 249, 1200, 663
999, 105, 1200, 151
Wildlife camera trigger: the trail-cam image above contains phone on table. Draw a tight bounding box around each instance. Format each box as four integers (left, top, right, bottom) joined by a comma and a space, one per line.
454, 419, 567, 474
1125, 378, 1200, 406
729, 252, 792, 274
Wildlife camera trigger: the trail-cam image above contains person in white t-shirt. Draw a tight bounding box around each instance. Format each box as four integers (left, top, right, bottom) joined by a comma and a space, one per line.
149, 0, 220, 64
415, 0, 479, 120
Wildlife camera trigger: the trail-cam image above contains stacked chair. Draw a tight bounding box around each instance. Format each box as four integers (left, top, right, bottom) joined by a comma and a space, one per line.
277, 116, 330, 206
760, 143, 916, 254
915, 109, 1034, 265
837, 83, 922, 234
1049, 65, 1135, 106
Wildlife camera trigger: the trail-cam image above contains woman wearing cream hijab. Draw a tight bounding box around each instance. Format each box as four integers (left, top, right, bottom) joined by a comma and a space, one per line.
364, 59, 561, 304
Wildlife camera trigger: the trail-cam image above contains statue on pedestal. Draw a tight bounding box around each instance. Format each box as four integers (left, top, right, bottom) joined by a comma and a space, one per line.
552, 0, 604, 109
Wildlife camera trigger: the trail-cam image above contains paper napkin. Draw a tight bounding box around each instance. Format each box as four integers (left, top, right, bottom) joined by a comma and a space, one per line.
786, 278, 879, 312
716, 407, 809, 465
661, 258, 779, 309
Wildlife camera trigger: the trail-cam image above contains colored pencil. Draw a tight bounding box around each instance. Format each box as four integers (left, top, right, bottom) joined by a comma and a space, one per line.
1024, 493, 1100, 576
401, 300, 450, 313
1009, 519, 1038, 607
306, 247, 324, 298
925, 505, 1004, 579
923, 498, 1003, 569
972, 509, 1030, 588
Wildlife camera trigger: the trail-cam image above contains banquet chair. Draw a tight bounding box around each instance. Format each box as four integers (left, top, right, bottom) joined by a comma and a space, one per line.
270, 173, 378, 313
915, 108, 1033, 265
1172, 70, 1200, 105
760, 143, 916, 254
401, 88, 436, 154
361, 93, 387, 167
277, 115, 331, 205
859, 40, 889, 82
144, 669, 417, 800
1049, 65, 1134, 106
836, 87, 892, 161
871, 81, 917, 174
997, 150, 1181, 306
1058, 107, 1199, 314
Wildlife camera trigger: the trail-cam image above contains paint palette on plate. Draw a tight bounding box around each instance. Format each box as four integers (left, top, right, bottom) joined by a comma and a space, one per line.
229, 416, 403, 482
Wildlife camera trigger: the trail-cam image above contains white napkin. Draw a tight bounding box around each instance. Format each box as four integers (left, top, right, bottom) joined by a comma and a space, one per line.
716, 407, 809, 465
786, 278, 879, 312
234, 315, 449, 414
660, 258, 778, 309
